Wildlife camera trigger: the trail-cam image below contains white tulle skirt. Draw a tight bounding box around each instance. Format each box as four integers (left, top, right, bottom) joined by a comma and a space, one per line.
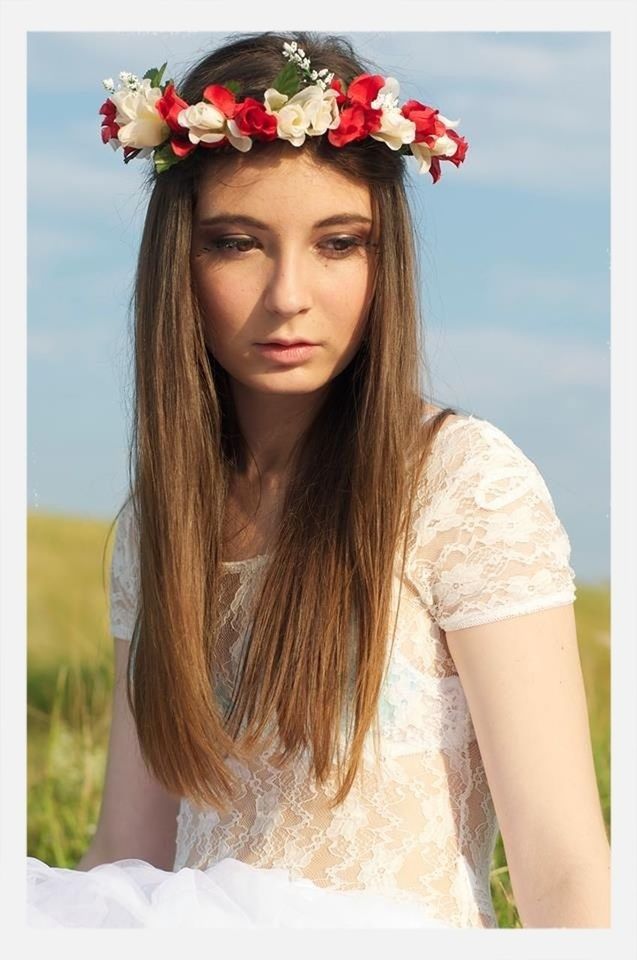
27, 856, 450, 929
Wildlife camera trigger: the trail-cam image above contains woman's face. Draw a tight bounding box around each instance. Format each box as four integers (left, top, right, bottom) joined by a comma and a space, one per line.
191, 150, 376, 398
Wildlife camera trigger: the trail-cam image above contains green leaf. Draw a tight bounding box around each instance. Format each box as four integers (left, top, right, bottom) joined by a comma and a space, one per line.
154, 62, 167, 88
153, 143, 183, 175
270, 61, 301, 98
224, 80, 241, 96
143, 62, 168, 89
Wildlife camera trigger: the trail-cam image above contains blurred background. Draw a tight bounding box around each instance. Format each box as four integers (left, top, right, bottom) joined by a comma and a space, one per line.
27, 30, 610, 928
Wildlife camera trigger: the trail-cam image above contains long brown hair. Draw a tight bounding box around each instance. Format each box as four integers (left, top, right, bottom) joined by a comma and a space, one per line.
116, 31, 458, 813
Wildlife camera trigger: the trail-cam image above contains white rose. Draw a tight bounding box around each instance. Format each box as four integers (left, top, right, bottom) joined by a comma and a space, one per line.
410, 134, 459, 175
263, 85, 342, 146
111, 78, 169, 149
225, 118, 253, 153
276, 102, 310, 146
178, 102, 226, 144
178, 101, 253, 154
409, 142, 433, 175
370, 107, 416, 151
429, 133, 459, 158
287, 86, 340, 136
264, 88, 309, 145
264, 88, 289, 113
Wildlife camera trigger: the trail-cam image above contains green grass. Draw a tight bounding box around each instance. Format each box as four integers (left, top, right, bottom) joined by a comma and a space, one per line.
27, 511, 610, 926
27, 512, 116, 866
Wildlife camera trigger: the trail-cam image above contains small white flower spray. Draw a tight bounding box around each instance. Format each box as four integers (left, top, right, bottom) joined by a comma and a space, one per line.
281, 41, 334, 91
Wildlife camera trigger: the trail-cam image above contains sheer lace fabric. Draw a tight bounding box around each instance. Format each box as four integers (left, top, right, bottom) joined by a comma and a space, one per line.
109, 414, 577, 927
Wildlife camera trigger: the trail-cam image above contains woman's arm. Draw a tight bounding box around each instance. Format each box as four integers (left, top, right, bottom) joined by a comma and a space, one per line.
76, 637, 181, 871
446, 602, 610, 928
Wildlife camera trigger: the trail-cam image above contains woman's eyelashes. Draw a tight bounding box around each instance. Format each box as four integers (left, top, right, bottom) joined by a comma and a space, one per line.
208, 236, 262, 256
202, 234, 375, 259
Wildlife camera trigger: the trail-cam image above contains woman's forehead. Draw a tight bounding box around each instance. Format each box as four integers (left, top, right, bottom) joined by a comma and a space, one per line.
194, 151, 372, 220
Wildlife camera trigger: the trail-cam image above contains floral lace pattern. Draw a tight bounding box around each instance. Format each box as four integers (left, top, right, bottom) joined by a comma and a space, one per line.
109, 413, 577, 927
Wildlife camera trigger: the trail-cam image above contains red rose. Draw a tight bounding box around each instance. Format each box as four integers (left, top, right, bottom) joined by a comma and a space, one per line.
98, 99, 119, 144
445, 129, 468, 167
327, 103, 382, 148
157, 84, 199, 158
401, 100, 440, 143
202, 84, 237, 118
329, 76, 347, 107
346, 74, 385, 108
156, 83, 190, 133
233, 97, 277, 140
169, 137, 197, 159
426, 133, 468, 184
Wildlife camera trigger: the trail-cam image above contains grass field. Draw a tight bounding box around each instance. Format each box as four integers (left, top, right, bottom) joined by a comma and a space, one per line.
27, 511, 611, 927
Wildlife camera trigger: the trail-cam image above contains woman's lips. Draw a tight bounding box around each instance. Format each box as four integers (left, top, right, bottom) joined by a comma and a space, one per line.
255, 343, 319, 364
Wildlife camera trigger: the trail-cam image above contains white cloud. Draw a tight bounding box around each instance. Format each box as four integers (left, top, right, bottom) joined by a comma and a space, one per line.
27, 223, 80, 264
425, 324, 608, 409
28, 148, 149, 226
483, 262, 609, 318
27, 30, 609, 98
27, 322, 130, 364
384, 32, 608, 89
27, 31, 224, 93
440, 87, 607, 193
366, 32, 609, 194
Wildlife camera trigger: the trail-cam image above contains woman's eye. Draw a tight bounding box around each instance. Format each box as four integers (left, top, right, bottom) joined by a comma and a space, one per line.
205, 236, 256, 254
202, 235, 372, 258
320, 236, 368, 257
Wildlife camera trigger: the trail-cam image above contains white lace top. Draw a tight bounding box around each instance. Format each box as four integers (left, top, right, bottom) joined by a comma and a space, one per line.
109, 412, 577, 927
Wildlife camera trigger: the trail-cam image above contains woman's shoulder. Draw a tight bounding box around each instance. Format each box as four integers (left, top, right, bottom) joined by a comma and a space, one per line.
409, 407, 576, 630
419, 404, 488, 465
422, 404, 530, 456
419, 406, 554, 505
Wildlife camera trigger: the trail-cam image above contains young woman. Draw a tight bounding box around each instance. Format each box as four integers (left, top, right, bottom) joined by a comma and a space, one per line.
27, 31, 610, 928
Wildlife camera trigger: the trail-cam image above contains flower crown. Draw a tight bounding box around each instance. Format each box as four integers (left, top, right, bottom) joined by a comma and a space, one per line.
99, 42, 468, 183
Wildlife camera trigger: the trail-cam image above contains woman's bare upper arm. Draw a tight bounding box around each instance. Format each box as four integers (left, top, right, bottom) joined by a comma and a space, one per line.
445, 604, 609, 907
83, 637, 181, 869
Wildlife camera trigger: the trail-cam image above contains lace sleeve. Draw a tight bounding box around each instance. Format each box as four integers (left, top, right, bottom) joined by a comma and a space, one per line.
409, 417, 577, 633
109, 498, 140, 641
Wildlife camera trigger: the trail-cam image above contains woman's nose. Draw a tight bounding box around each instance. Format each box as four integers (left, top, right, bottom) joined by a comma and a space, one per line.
262, 248, 313, 318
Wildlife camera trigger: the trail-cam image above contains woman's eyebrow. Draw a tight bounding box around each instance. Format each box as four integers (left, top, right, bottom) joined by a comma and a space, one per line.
196, 213, 373, 229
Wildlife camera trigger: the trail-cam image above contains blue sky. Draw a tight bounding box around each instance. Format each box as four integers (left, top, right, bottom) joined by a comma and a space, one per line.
26, 30, 610, 583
